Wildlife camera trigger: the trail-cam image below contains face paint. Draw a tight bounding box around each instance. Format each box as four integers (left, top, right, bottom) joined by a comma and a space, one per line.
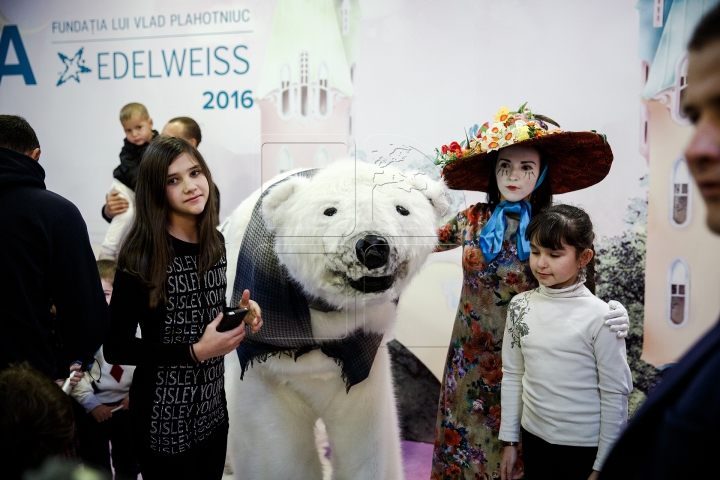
495, 145, 541, 202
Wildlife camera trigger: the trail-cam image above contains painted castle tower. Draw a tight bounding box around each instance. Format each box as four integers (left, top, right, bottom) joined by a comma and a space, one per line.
639, 0, 720, 366
256, 0, 361, 183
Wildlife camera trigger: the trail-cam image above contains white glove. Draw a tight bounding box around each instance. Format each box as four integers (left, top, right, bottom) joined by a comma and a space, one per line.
604, 300, 629, 339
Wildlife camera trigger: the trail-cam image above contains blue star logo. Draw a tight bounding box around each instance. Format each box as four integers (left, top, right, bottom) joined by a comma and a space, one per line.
56, 48, 91, 86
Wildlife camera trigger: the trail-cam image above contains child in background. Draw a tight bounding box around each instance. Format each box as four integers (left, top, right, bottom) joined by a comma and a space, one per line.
99, 103, 157, 260
71, 260, 140, 478
499, 204, 633, 480
0, 363, 75, 480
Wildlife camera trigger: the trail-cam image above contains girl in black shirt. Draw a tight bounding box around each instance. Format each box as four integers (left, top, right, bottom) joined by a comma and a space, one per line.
104, 136, 261, 480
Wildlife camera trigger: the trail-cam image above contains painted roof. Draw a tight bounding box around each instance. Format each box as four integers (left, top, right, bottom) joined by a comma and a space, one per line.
257, 0, 355, 99
643, 0, 719, 99
636, 0, 674, 65
335, 0, 362, 67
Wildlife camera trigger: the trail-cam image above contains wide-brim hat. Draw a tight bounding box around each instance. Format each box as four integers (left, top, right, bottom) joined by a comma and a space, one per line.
437, 104, 613, 194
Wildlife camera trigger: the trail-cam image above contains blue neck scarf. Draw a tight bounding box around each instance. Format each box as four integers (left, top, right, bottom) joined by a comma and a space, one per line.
479, 164, 547, 263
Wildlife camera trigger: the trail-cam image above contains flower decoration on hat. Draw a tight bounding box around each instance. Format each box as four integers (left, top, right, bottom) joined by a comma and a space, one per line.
437, 102, 613, 194
435, 102, 562, 167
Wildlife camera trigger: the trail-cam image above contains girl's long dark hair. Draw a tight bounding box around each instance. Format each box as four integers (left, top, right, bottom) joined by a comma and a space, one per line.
486, 148, 553, 215
118, 135, 222, 308
525, 204, 597, 293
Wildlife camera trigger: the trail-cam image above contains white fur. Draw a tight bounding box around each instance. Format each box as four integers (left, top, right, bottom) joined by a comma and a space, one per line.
223, 160, 448, 479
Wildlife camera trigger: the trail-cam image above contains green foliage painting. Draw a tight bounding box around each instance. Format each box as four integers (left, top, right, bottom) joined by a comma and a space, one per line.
595, 177, 660, 417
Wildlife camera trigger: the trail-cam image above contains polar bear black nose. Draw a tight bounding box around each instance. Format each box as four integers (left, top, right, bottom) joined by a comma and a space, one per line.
355, 235, 390, 270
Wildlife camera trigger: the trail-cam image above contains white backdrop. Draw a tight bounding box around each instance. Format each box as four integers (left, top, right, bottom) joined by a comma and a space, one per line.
0, 0, 645, 244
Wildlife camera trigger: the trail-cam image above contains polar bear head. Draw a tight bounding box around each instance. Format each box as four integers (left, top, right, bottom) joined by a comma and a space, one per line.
261, 160, 449, 310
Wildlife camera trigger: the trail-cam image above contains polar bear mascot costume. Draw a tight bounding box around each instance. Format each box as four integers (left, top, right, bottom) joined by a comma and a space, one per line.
222, 159, 448, 480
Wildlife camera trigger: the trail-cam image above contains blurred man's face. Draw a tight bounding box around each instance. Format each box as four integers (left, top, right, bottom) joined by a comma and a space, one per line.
683, 39, 720, 234
162, 121, 197, 147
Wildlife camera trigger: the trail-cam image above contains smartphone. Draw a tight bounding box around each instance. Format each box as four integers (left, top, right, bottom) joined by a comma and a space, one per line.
216, 306, 249, 332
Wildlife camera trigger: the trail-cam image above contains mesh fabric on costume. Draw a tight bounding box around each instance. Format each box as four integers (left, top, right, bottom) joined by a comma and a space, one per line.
230, 170, 384, 391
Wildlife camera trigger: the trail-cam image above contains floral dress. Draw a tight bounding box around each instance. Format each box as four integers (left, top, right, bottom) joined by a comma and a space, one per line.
431, 203, 537, 480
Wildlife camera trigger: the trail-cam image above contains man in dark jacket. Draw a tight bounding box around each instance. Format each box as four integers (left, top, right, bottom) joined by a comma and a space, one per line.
600, 5, 720, 478
0, 115, 109, 380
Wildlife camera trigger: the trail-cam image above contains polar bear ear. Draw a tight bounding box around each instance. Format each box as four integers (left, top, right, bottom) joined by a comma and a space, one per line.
407, 176, 450, 218
261, 176, 311, 231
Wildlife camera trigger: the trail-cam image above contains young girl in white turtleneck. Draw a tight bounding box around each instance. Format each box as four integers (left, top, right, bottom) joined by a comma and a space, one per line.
498, 204, 633, 480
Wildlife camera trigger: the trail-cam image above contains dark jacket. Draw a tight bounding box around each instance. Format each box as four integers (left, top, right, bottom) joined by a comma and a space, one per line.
112, 131, 158, 191
600, 318, 720, 478
0, 146, 109, 378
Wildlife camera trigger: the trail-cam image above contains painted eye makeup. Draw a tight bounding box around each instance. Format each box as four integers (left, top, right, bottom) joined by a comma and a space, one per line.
496, 164, 510, 176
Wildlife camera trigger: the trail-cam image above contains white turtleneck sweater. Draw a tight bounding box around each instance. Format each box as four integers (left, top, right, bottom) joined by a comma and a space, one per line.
498, 282, 633, 471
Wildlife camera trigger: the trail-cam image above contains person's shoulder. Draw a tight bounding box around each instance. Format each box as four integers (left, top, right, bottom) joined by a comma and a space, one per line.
30, 189, 84, 220
113, 267, 148, 291
583, 289, 610, 314
455, 202, 491, 223
509, 289, 534, 306
466, 202, 490, 213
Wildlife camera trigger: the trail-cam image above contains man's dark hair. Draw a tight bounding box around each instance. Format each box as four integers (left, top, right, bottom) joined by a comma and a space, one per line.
0, 115, 40, 155
168, 116, 202, 146
0, 363, 74, 480
689, 3, 720, 51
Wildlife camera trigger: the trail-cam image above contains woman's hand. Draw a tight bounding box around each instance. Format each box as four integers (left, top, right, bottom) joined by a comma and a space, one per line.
500, 445, 517, 480
237, 289, 263, 334
193, 311, 247, 362
588, 470, 600, 480
604, 300, 629, 339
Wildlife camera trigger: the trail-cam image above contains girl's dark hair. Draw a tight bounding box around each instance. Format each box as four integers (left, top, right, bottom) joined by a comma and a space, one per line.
525, 204, 597, 293
118, 135, 222, 308
486, 148, 553, 215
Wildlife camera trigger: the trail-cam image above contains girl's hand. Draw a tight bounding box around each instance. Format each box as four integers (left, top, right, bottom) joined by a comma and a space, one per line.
238, 289, 263, 334
193, 312, 246, 361
588, 470, 600, 480
500, 445, 517, 480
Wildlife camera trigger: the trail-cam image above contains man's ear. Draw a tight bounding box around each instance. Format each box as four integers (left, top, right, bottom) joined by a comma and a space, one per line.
28, 148, 41, 161
261, 176, 310, 232
189, 138, 198, 148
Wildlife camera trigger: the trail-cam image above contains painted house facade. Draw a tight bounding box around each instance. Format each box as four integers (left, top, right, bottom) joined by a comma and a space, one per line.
639, 0, 720, 365
256, 0, 361, 184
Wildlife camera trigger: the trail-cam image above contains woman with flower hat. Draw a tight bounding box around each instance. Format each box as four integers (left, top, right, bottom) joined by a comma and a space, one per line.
430, 104, 630, 480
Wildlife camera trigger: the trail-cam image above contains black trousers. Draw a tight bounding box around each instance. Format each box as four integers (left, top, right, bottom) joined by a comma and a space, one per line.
135, 422, 228, 480
74, 403, 140, 478
521, 427, 598, 480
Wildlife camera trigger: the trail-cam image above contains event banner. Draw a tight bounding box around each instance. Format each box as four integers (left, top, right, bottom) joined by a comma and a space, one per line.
0, 0, 646, 240
14, 0, 715, 402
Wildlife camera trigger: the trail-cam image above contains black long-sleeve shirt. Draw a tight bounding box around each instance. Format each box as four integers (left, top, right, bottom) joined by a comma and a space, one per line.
105, 237, 228, 454
0, 146, 109, 378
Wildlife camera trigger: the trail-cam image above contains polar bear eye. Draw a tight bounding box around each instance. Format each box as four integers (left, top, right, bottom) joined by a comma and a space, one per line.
324, 207, 338, 216
396, 205, 410, 216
